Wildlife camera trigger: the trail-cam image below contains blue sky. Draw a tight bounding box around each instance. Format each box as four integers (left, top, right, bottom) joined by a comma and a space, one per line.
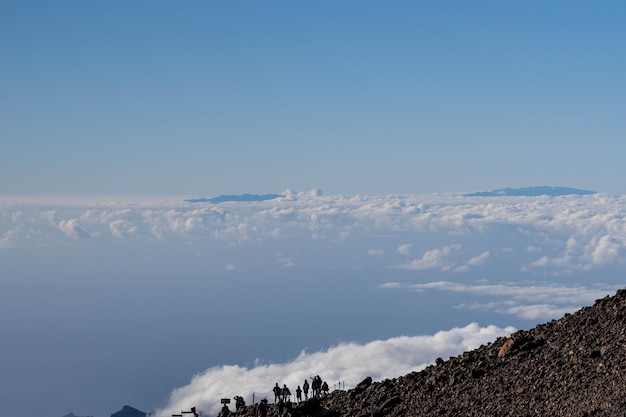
2, 1, 626, 196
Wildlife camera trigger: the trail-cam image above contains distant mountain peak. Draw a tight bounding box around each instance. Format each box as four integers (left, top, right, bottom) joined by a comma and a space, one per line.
185, 193, 282, 203
110, 405, 147, 417
465, 186, 596, 197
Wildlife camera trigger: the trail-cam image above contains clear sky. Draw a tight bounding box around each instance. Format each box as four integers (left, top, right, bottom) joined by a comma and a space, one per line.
2, 1, 626, 196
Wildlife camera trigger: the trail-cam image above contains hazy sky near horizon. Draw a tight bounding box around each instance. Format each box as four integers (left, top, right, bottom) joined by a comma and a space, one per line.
2, 1, 626, 196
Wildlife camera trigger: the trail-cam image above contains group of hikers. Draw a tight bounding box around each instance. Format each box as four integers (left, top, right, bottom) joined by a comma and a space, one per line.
218, 375, 331, 417
273, 375, 329, 404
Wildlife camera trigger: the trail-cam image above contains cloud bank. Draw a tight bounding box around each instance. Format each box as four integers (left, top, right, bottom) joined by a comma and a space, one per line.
155, 323, 515, 417
2, 192, 626, 276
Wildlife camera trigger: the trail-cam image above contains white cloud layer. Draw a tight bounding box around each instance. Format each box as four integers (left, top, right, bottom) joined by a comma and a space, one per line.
155, 323, 514, 417
3, 192, 625, 275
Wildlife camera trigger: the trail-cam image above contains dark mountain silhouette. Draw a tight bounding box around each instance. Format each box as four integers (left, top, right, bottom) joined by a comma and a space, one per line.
234, 288, 626, 416
185, 194, 282, 203
465, 186, 596, 197
62, 413, 93, 417
110, 405, 147, 417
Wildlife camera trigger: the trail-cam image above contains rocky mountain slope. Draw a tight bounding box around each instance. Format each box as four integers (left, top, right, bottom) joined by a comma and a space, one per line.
314, 288, 626, 416
241, 288, 626, 417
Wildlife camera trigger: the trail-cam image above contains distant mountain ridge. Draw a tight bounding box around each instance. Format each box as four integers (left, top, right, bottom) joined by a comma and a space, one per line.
184, 187, 597, 201
465, 186, 596, 197
110, 405, 147, 417
185, 193, 282, 203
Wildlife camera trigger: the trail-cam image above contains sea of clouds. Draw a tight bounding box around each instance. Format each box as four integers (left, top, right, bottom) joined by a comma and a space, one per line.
2, 190, 625, 416
2, 190, 625, 282
2, 190, 625, 270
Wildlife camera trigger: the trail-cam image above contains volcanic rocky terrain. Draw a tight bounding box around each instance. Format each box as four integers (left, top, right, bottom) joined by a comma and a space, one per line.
241, 288, 626, 417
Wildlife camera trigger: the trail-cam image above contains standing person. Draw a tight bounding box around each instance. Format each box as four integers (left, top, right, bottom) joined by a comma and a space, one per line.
282, 384, 291, 402
273, 383, 282, 404
234, 396, 245, 411
313, 375, 322, 399
303, 379, 309, 400
296, 385, 302, 403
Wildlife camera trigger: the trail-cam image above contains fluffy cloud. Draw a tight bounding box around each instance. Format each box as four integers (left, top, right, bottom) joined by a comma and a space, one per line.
109, 219, 139, 238
155, 323, 514, 417
590, 234, 621, 266
395, 245, 490, 272
468, 251, 490, 266
394, 245, 461, 271
58, 219, 93, 239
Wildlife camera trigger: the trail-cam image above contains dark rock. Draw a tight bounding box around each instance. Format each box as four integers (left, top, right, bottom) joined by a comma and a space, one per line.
380, 396, 402, 410
471, 369, 485, 379
290, 398, 338, 417
355, 377, 372, 390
